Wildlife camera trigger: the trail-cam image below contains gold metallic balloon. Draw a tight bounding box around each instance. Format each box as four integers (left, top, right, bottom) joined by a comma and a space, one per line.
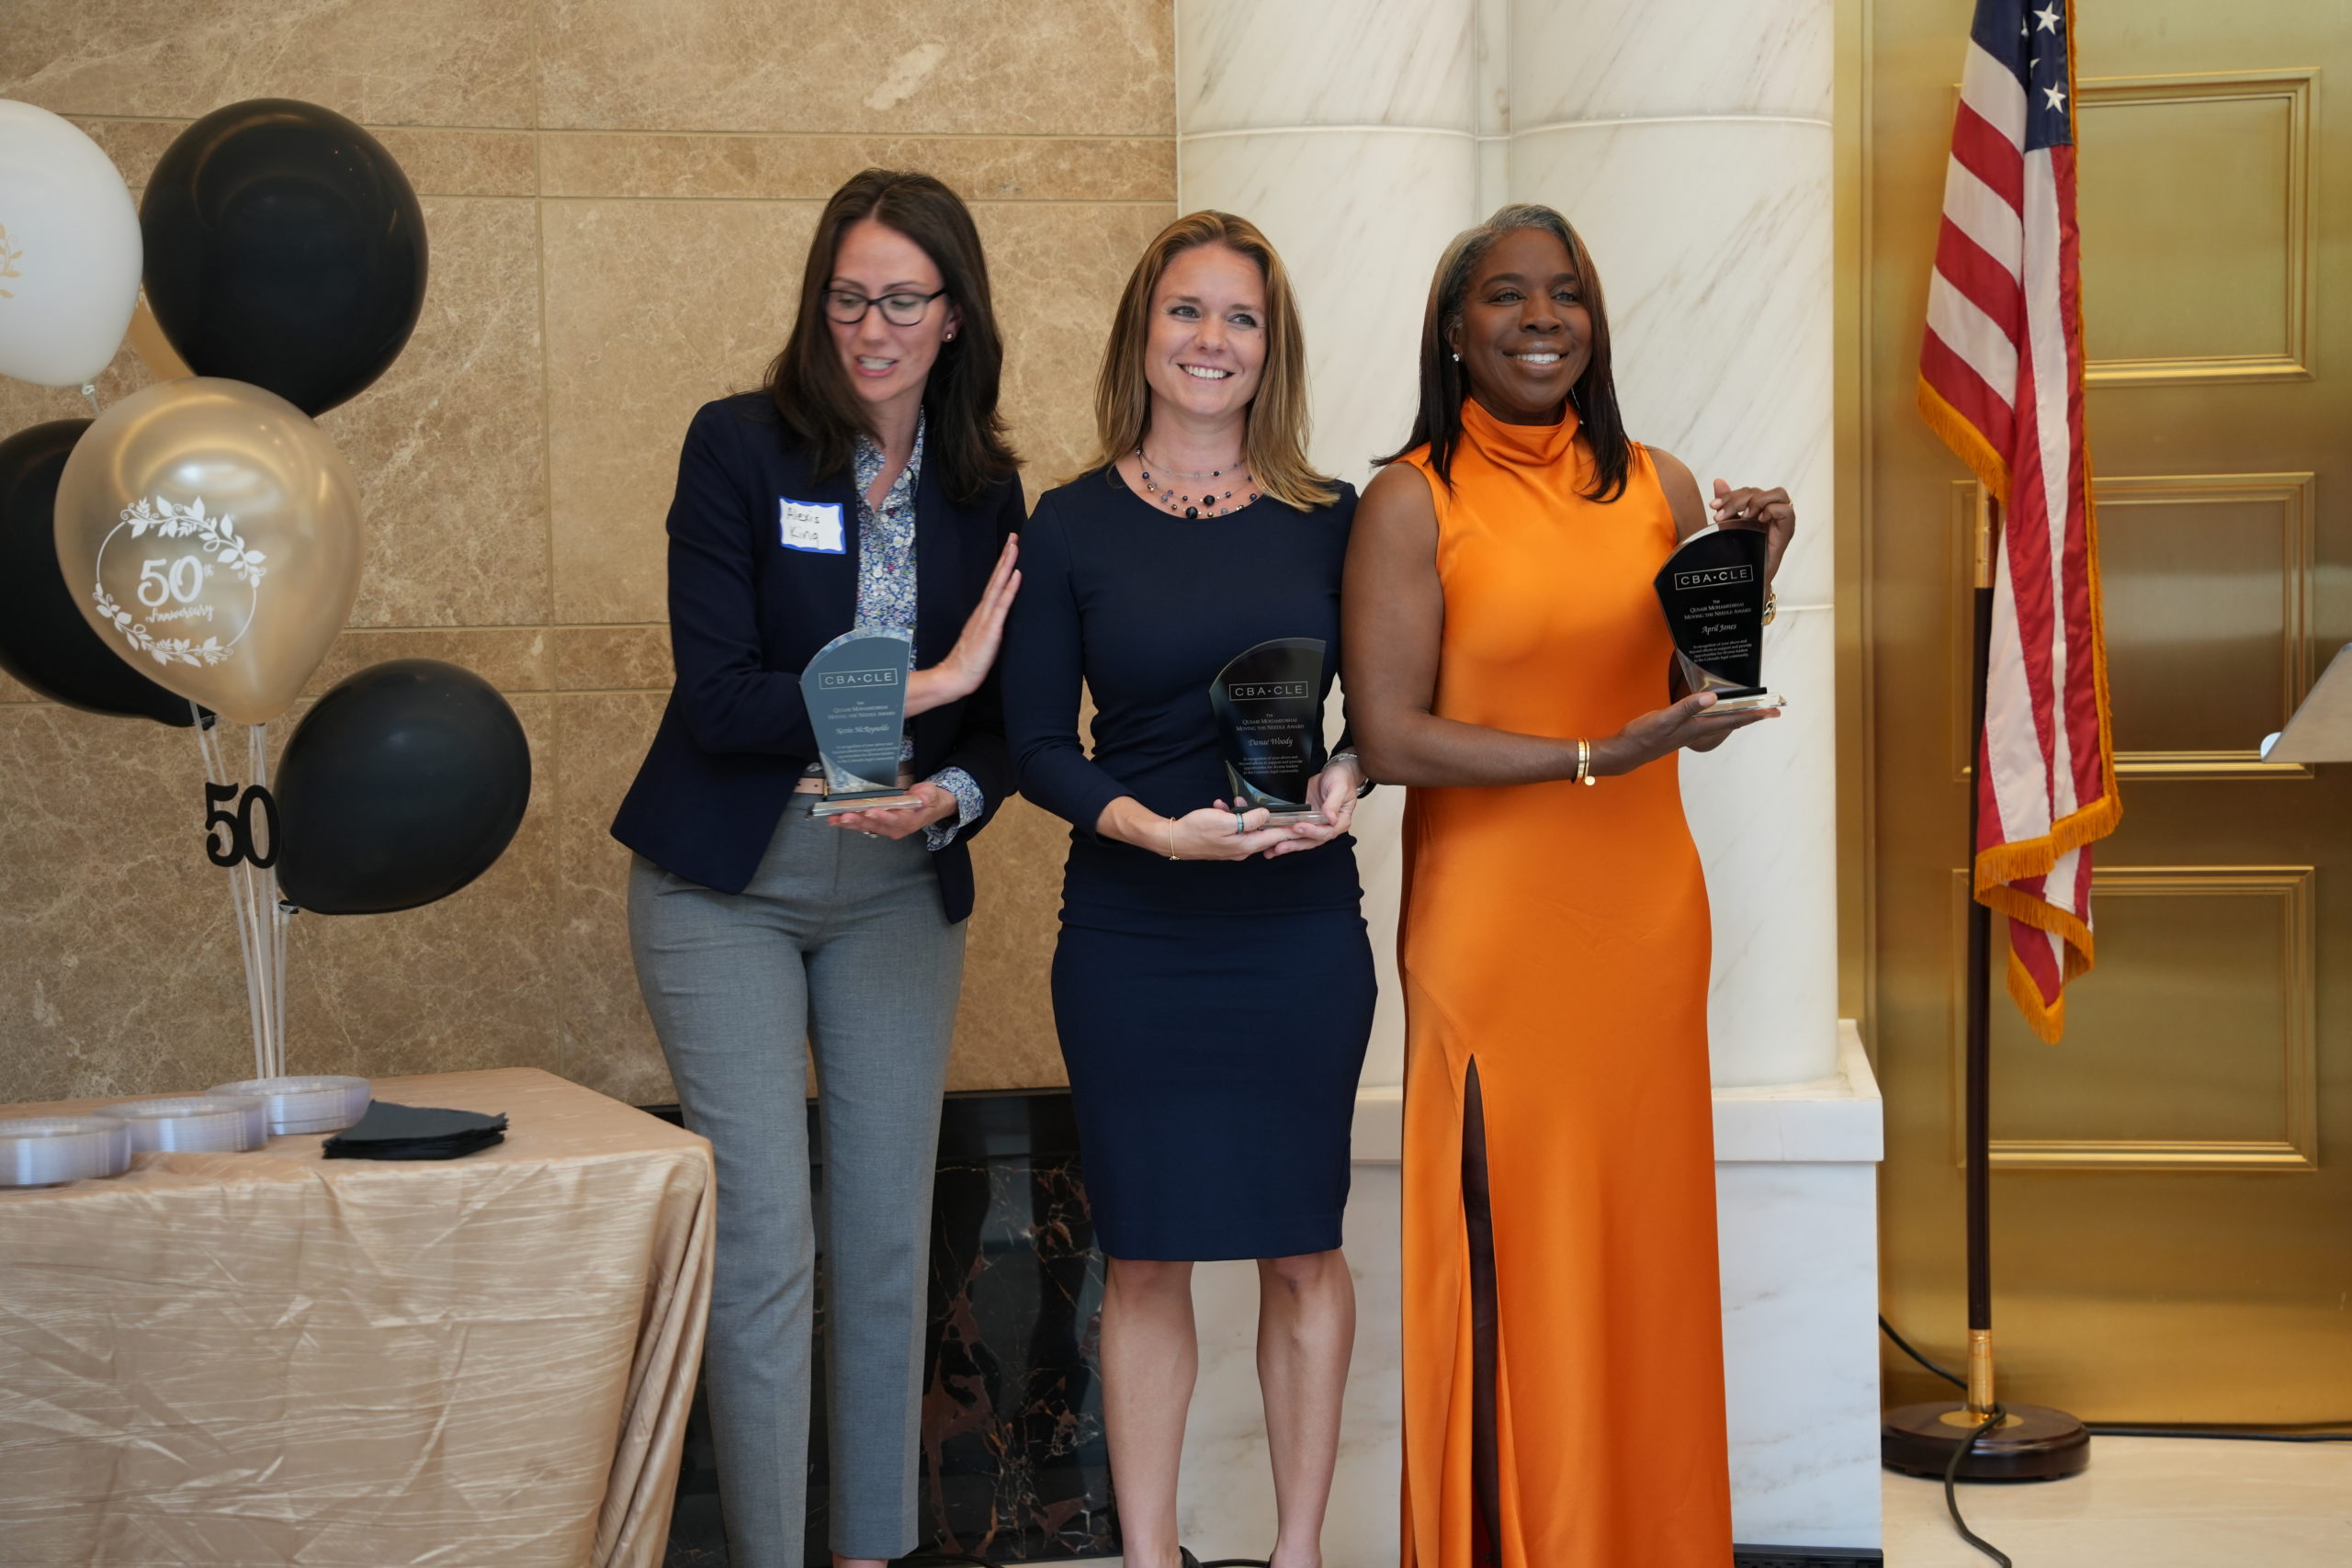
55, 377, 361, 725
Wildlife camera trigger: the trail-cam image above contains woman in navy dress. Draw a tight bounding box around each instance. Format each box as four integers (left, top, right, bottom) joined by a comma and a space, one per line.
1000, 212, 1374, 1568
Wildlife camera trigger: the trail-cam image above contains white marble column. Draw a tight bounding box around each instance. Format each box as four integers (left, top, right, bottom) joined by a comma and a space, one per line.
1504, 0, 1840, 1087
1178, 0, 1482, 1091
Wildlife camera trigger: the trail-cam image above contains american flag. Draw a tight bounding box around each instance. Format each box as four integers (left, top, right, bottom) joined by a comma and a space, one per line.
1918, 0, 2119, 1042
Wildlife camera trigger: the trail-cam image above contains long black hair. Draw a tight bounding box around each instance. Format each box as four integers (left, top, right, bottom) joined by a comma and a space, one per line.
763, 169, 1019, 504
1379, 203, 1630, 502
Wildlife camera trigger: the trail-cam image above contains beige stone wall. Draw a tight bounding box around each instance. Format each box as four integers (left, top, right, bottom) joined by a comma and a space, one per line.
0, 2, 1175, 1106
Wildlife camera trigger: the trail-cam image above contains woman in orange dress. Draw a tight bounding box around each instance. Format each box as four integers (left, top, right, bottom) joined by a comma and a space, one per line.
1342, 204, 1795, 1566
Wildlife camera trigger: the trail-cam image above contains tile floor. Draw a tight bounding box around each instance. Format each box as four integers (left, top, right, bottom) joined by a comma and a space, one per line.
1089, 1436, 2352, 1566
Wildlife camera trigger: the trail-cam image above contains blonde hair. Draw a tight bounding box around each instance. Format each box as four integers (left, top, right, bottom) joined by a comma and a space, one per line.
1083, 211, 1338, 511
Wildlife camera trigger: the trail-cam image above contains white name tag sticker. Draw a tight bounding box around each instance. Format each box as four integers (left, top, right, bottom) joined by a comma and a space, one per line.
778, 499, 846, 554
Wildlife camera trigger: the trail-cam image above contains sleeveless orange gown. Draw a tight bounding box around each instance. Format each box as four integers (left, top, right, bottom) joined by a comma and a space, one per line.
1396, 398, 1732, 1567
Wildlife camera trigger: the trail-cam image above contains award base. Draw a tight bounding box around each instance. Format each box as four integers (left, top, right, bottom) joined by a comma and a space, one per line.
812, 791, 923, 818
1701, 687, 1786, 715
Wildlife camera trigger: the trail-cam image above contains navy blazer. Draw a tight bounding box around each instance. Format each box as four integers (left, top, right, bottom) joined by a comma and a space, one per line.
611, 393, 1024, 920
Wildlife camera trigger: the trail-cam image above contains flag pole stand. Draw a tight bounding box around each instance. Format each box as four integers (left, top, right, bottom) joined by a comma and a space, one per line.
1883, 492, 2090, 1482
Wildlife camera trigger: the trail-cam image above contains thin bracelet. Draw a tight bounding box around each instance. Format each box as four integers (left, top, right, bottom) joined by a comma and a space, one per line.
1576, 738, 1599, 786
1165, 818, 1180, 860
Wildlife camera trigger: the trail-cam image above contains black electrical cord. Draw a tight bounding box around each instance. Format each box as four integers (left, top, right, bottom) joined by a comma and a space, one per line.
1880, 1314, 1967, 1389
1941, 1404, 2014, 1568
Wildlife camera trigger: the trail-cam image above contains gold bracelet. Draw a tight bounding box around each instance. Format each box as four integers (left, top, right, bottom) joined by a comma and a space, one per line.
1165, 818, 1181, 860
1576, 738, 1598, 786
1761, 591, 1778, 626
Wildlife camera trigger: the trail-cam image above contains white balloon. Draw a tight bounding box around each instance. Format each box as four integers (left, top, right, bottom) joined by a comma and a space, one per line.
0, 101, 141, 388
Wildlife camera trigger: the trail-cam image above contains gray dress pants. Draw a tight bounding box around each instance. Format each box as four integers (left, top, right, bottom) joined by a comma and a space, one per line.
628, 796, 966, 1568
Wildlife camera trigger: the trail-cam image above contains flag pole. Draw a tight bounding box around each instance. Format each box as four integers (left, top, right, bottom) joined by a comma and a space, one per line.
1882, 492, 2089, 1479
1963, 494, 1998, 1418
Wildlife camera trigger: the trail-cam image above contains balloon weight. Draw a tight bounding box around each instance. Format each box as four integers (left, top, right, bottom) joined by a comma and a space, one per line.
0, 100, 142, 388
0, 419, 194, 724
55, 377, 363, 726
275, 660, 531, 915
141, 99, 426, 415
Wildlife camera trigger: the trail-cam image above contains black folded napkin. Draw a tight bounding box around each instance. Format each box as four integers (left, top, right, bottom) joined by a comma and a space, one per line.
322, 1100, 508, 1161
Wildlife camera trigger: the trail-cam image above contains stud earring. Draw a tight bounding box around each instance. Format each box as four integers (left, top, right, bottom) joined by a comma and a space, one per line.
1451, 351, 1461, 362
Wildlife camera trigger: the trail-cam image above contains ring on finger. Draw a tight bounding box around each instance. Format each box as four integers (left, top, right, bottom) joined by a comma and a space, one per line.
1233, 811, 1247, 834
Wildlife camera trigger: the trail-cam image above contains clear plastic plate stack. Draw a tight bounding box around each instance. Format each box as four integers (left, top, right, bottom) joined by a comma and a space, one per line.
109, 1095, 270, 1154
0, 1115, 132, 1188
208, 1076, 373, 1136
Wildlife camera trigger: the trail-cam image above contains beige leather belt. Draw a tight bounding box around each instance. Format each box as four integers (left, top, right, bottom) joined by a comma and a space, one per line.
793, 772, 916, 795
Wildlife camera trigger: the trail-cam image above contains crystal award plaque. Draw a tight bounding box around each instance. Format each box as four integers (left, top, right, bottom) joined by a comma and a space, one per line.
1653, 526, 1783, 714
800, 629, 922, 816
1209, 637, 1330, 826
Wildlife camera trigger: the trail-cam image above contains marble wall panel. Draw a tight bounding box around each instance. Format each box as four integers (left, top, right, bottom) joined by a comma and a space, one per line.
65, 120, 538, 198
1508, 0, 1835, 129
302, 626, 553, 697
321, 196, 550, 629
539, 132, 1171, 203
969, 202, 1181, 491
551, 689, 672, 1106
0, 705, 255, 1104
284, 694, 562, 1080
1510, 118, 1835, 604
540, 197, 821, 626
0, 0, 536, 127
551, 625, 672, 693
537, 0, 1172, 136
1179, 0, 1477, 134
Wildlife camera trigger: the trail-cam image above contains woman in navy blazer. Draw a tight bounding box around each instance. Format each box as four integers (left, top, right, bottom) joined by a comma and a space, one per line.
612, 170, 1023, 1568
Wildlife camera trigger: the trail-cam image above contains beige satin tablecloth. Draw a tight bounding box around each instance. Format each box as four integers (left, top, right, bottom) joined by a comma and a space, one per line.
0, 1067, 714, 1568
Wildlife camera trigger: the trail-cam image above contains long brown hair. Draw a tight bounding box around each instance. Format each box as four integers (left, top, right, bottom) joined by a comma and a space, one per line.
1381, 203, 1630, 502
1084, 211, 1337, 511
763, 169, 1018, 504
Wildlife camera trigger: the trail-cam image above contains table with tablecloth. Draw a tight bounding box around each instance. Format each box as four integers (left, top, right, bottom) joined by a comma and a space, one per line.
0, 1066, 714, 1568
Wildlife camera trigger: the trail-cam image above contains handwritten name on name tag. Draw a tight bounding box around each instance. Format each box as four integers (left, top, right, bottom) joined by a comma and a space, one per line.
779, 499, 846, 554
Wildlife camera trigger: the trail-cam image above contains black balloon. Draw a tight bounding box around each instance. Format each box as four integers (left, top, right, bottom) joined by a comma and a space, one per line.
141, 99, 427, 415
0, 420, 197, 726
276, 660, 530, 915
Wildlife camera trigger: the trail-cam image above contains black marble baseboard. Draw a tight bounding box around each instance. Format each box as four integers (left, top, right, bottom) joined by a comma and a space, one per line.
1734, 1548, 1885, 1567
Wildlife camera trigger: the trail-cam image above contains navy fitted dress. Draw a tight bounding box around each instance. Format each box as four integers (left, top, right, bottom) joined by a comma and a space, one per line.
1001, 467, 1375, 1261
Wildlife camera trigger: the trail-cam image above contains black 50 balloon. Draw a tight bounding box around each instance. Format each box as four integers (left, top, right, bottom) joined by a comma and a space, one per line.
140, 98, 428, 417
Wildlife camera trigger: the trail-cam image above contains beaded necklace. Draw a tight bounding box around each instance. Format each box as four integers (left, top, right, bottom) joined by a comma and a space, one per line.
1135, 446, 1262, 520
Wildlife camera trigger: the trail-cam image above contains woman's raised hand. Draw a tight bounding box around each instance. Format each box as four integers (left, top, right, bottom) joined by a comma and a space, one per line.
1601, 690, 1779, 772
1710, 479, 1795, 582
905, 535, 1021, 717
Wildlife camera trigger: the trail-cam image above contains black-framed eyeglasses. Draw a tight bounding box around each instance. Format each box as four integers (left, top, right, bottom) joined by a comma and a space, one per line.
822, 288, 947, 327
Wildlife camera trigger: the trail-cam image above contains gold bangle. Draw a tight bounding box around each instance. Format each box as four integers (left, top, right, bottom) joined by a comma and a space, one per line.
1576, 738, 1598, 786
1165, 818, 1180, 860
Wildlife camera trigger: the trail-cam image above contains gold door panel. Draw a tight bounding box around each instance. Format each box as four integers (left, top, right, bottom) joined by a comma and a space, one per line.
2077, 72, 2313, 384
1943, 476, 2316, 780
1951, 867, 2318, 1170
